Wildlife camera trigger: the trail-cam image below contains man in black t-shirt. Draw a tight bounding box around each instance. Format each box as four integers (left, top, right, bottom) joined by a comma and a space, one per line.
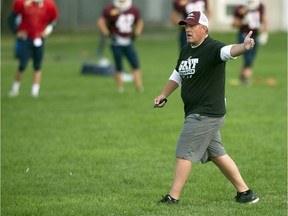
154, 11, 259, 204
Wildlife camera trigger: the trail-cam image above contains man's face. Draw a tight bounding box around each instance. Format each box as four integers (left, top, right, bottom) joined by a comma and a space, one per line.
185, 24, 207, 45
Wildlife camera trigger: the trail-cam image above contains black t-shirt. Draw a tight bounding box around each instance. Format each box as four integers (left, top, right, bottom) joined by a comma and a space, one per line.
175, 36, 226, 117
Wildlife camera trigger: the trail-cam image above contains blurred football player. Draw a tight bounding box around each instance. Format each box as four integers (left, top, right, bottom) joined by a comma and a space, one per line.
97, 0, 144, 93
232, 0, 268, 85
171, 0, 211, 51
8, 0, 59, 97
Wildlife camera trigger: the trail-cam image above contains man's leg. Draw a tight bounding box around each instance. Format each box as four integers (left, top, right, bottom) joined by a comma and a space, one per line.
9, 39, 29, 97
211, 154, 259, 203
240, 66, 252, 85
114, 71, 124, 93
169, 158, 192, 200
111, 45, 124, 93
31, 70, 41, 97
210, 154, 248, 192
9, 71, 25, 97
132, 68, 143, 92
125, 45, 143, 92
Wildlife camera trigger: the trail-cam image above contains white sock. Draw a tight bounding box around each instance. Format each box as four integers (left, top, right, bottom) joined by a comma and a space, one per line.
32, 84, 40, 97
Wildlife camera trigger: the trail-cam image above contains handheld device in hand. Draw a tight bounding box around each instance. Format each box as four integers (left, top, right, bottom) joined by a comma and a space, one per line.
154, 98, 168, 108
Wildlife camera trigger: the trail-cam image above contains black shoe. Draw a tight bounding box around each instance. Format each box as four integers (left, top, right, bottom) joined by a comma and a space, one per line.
157, 194, 179, 204
235, 190, 259, 204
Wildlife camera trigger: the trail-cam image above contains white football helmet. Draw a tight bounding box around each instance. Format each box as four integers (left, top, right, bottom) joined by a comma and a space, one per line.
113, 0, 132, 11
246, 0, 260, 10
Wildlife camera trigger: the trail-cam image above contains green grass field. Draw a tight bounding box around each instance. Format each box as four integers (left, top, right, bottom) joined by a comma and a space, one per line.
1, 30, 287, 216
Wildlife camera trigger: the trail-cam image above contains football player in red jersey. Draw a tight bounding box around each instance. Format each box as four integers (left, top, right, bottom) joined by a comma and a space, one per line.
97, 0, 144, 93
232, 0, 268, 85
171, 0, 211, 51
8, 0, 59, 97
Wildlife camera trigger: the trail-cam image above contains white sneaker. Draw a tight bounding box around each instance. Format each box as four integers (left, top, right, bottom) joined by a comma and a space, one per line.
8, 90, 19, 97
9, 81, 20, 97
31, 84, 40, 98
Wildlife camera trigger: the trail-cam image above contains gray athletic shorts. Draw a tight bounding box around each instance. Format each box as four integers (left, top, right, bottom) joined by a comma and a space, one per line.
176, 114, 226, 164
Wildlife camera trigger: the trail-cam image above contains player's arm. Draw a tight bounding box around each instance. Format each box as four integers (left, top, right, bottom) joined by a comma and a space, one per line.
258, 12, 269, 45
42, 3, 59, 38
7, 11, 18, 34
9, 1, 27, 39
261, 13, 268, 34
97, 16, 110, 37
171, 9, 180, 25
232, 7, 248, 28
231, 16, 244, 28
134, 18, 144, 37
205, 0, 212, 20
230, 31, 255, 57
154, 80, 179, 108
8, 0, 23, 34
42, 20, 57, 37
154, 70, 180, 107
9, 14, 27, 39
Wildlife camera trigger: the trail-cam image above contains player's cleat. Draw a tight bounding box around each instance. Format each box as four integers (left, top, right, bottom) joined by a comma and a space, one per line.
235, 189, 259, 204
157, 194, 179, 204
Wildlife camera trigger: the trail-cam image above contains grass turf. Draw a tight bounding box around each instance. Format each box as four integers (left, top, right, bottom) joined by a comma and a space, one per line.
1, 30, 287, 216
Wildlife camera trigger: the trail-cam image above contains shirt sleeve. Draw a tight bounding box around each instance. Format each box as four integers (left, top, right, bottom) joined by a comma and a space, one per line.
48, 2, 59, 22
220, 45, 237, 61
169, 69, 182, 86
13, 0, 23, 14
